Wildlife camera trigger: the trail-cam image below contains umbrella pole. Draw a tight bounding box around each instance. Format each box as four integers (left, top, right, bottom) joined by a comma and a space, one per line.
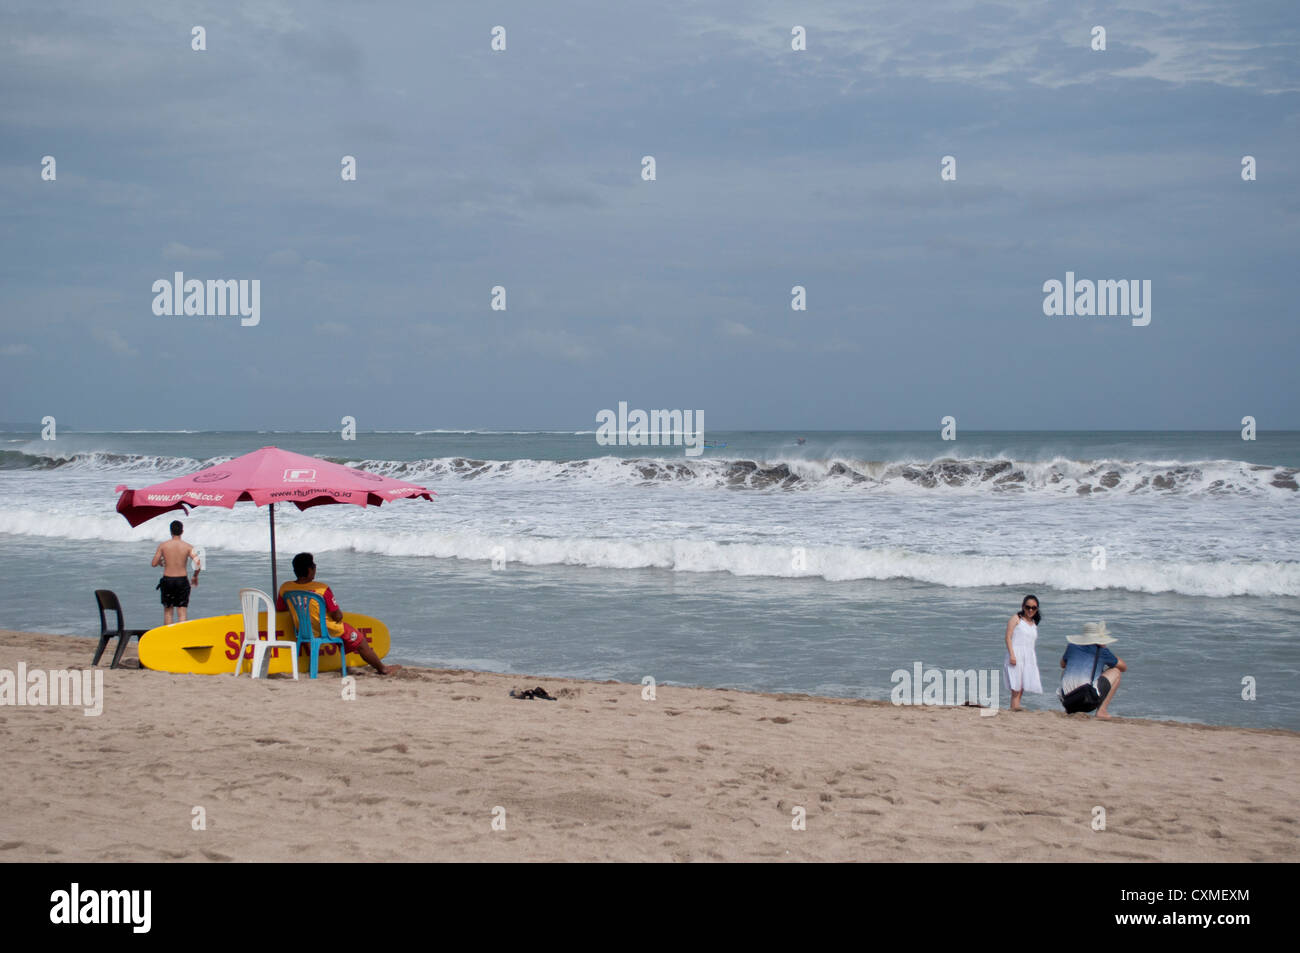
269, 503, 277, 597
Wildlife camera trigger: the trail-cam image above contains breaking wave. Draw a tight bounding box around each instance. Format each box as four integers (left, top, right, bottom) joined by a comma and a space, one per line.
6, 449, 1294, 496
0, 507, 1295, 597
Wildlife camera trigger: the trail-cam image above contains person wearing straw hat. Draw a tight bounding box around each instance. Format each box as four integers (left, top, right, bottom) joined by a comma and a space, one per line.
1058, 621, 1127, 719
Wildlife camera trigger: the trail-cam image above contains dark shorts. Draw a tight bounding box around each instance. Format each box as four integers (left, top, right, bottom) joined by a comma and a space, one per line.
158, 576, 191, 607
1096, 674, 1112, 702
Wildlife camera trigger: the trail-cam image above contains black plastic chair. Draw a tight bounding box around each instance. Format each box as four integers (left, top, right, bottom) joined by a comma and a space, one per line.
93, 590, 149, 668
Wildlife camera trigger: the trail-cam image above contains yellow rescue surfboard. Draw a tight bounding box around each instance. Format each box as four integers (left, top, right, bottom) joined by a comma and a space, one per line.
138, 612, 390, 675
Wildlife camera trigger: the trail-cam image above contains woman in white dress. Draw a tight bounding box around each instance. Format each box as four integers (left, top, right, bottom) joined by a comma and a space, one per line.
1003, 594, 1044, 710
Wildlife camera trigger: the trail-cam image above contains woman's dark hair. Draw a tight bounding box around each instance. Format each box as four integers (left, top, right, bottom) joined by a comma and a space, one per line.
1020, 594, 1042, 625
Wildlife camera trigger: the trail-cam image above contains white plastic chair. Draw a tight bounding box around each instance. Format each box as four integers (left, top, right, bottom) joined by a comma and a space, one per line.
234, 588, 299, 679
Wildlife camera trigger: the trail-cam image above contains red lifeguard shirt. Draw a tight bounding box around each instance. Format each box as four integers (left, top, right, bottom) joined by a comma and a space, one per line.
277, 579, 344, 637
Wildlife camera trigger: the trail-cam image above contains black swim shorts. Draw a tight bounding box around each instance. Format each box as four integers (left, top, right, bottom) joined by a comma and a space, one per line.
1096, 674, 1112, 703
158, 576, 191, 607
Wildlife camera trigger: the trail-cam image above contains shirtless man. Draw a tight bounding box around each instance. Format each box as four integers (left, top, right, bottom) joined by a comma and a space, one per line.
151, 520, 201, 624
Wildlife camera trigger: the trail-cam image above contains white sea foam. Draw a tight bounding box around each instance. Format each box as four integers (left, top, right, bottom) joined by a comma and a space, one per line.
3, 436, 1296, 602
1, 506, 1295, 598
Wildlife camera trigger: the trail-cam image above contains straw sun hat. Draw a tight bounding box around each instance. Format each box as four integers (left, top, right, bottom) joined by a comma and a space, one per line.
1066, 621, 1118, 646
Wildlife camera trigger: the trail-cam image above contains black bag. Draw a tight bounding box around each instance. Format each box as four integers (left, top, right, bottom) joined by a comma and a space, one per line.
1061, 645, 1103, 714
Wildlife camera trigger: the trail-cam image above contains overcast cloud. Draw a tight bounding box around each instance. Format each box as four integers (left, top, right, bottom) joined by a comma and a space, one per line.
2, 1, 1297, 430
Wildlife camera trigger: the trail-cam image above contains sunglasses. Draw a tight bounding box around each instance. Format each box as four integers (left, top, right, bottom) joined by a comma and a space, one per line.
1024, 604, 1039, 611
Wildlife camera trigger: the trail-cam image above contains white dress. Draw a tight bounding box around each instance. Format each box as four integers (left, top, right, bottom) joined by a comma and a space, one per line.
1003, 618, 1043, 693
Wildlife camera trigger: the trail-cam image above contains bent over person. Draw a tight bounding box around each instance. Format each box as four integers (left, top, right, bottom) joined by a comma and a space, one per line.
1059, 621, 1127, 720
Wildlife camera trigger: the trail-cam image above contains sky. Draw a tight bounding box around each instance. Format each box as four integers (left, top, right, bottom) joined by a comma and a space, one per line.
1, 0, 1298, 431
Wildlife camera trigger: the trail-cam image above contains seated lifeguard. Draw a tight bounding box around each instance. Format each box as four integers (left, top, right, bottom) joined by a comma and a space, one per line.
277, 552, 401, 676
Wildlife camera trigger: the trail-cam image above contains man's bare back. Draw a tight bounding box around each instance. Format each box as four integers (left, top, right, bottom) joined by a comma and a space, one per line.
153, 537, 197, 577
152, 522, 200, 623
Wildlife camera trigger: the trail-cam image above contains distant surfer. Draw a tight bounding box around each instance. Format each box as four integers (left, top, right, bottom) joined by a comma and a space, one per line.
796, 437, 806, 445
277, 552, 402, 675
151, 519, 201, 625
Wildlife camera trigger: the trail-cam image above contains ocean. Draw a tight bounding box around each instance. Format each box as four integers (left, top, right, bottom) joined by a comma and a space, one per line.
1, 429, 1297, 730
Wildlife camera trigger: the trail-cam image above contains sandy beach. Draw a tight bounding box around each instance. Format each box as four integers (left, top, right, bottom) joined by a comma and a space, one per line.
1, 629, 1296, 862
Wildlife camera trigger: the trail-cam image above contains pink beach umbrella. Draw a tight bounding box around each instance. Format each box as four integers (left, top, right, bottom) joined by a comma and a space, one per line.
114, 446, 434, 595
